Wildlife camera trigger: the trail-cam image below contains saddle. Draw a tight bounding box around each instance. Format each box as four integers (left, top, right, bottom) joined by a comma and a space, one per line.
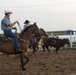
0, 31, 19, 43
0, 35, 12, 45
0, 35, 30, 46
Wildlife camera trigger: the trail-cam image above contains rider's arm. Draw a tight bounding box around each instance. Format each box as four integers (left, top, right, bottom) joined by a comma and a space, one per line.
3, 18, 18, 27
9, 21, 18, 27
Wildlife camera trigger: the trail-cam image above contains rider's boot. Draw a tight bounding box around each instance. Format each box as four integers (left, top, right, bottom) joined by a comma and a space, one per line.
15, 47, 23, 54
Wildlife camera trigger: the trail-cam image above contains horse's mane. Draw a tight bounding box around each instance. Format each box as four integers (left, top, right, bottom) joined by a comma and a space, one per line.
40, 28, 48, 34
40, 28, 45, 32
40, 28, 49, 37
22, 23, 38, 33
22, 25, 32, 33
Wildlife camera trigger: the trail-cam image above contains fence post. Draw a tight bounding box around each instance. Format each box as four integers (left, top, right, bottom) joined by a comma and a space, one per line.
51, 32, 53, 37
70, 32, 72, 48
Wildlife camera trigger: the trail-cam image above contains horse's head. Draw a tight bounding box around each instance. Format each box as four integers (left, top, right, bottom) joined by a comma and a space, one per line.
21, 22, 41, 37
39, 28, 48, 37
31, 22, 41, 36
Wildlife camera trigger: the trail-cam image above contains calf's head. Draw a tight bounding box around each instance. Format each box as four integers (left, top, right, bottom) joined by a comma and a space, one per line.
63, 38, 70, 45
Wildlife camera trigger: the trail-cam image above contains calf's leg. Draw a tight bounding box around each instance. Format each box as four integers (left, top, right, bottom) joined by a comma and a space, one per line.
54, 47, 59, 54
46, 46, 50, 52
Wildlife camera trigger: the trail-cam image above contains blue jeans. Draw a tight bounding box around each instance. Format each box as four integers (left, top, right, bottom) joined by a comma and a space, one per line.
4, 29, 19, 48
29, 38, 35, 49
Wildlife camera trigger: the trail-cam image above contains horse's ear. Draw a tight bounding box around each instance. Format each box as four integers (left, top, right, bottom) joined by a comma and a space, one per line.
40, 28, 46, 33
34, 22, 37, 25
40, 28, 44, 31
40, 28, 42, 30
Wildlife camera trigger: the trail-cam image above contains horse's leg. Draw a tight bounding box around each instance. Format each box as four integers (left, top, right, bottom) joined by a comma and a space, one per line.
19, 52, 29, 70
33, 45, 39, 53
19, 52, 26, 70
33, 46, 36, 53
24, 57, 29, 65
37, 46, 39, 50
33, 48, 35, 53
42, 45, 45, 52
24, 52, 29, 64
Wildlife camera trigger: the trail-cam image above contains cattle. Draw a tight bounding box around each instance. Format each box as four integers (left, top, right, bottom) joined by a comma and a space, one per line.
41, 37, 70, 53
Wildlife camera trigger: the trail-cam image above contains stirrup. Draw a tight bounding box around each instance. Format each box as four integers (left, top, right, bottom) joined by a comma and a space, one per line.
15, 47, 23, 54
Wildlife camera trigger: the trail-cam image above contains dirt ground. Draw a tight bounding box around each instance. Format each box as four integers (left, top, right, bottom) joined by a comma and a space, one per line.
0, 50, 76, 75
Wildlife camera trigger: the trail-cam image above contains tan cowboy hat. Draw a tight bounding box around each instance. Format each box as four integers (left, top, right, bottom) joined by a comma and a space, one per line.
24, 20, 30, 24
4, 10, 13, 14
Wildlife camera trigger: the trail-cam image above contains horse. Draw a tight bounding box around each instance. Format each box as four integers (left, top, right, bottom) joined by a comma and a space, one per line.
0, 23, 41, 70
32, 28, 49, 53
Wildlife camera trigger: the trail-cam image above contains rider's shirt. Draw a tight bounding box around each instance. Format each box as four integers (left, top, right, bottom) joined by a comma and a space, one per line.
24, 23, 30, 29
1, 17, 12, 30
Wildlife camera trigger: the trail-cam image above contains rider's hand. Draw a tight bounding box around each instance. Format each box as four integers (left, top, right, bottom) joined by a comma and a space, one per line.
12, 27, 17, 30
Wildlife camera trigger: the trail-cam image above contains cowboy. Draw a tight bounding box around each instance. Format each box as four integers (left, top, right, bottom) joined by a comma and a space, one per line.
23, 20, 31, 31
29, 34, 36, 49
24, 20, 35, 49
1, 10, 23, 53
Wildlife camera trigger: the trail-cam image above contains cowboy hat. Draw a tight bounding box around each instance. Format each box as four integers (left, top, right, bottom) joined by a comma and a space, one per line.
4, 10, 12, 14
24, 20, 30, 24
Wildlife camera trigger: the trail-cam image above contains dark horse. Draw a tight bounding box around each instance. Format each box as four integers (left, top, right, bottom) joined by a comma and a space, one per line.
32, 28, 48, 53
0, 23, 41, 70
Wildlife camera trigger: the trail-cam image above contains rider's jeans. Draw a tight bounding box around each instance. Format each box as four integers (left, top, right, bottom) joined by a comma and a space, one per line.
29, 38, 35, 49
4, 29, 19, 48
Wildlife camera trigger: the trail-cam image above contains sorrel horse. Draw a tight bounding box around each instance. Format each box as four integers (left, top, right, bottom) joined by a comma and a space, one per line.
32, 28, 48, 53
0, 23, 41, 70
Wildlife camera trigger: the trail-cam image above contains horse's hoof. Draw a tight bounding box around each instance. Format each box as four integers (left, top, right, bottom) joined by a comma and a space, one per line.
22, 68, 26, 70
47, 50, 50, 52
33, 51, 35, 53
